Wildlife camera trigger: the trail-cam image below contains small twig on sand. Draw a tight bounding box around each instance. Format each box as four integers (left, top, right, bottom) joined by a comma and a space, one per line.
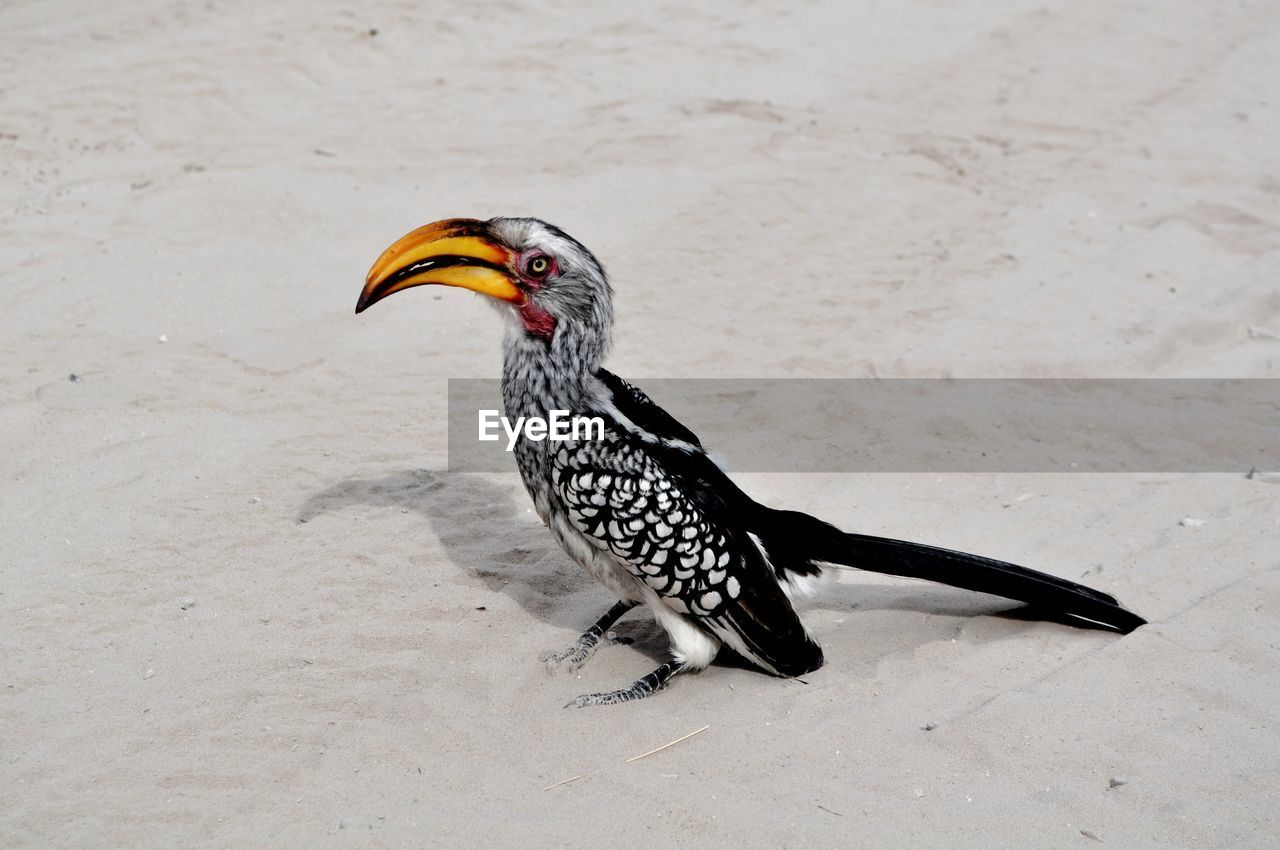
542, 774, 583, 791
626, 725, 710, 763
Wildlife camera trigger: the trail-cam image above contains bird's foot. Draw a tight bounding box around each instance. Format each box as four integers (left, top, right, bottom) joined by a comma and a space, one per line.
540, 636, 599, 673
540, 630, 634, 673
541, 601, 638, 673
565, 660, 685, 708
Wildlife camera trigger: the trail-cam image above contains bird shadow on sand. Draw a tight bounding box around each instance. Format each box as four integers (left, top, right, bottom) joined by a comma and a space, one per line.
297, 470, 592, 627
296, 468, 675, 663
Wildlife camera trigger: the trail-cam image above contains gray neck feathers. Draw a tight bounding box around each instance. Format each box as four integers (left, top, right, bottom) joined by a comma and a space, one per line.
501, 294, 612, 419
501, 297, 612, 491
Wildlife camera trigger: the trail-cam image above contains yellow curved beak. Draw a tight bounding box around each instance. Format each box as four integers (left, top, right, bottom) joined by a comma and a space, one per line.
356, 218, 523, 314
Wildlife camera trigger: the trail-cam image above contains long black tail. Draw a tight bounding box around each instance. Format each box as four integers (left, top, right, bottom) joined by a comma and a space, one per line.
752, 507, 1147, 634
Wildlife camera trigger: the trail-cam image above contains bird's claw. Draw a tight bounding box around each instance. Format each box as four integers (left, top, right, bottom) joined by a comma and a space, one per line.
564, 690, 633, 708
540, 642, 594, 674
564, 662, 681, 708
564, 679, 668, 708
540, 630, 631, 673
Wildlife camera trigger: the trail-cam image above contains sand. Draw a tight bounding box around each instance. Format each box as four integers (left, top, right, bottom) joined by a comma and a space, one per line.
2, 0, 1278, 846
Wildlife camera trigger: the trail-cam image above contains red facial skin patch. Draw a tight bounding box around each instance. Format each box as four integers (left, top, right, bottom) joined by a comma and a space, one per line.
519, 302, 557, 337
517, 253, 559, 338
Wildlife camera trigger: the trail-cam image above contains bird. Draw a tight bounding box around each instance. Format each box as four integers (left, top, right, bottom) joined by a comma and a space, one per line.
355, 216, 1146, 707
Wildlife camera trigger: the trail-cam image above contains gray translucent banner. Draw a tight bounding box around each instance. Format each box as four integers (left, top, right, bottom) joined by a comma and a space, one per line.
447, 379, 1278, 473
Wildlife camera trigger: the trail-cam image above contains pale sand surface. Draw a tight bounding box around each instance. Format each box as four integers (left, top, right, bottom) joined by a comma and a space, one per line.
2, 1, 1278, 846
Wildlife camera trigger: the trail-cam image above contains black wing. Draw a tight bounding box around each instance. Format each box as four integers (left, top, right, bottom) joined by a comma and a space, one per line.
594, 368, 703, 449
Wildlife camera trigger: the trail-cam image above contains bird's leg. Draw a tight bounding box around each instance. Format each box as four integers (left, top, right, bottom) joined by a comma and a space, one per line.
565, 659, 688, 708
541, 600, 637, 673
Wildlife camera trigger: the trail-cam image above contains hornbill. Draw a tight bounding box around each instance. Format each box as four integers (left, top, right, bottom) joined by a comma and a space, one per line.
355, 217, 1146, 707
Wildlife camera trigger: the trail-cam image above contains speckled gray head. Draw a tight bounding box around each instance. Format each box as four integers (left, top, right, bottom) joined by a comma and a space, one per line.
486, 216, 613, 343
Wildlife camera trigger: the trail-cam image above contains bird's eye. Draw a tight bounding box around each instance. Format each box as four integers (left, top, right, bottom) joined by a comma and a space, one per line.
526, 256, 550, 276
